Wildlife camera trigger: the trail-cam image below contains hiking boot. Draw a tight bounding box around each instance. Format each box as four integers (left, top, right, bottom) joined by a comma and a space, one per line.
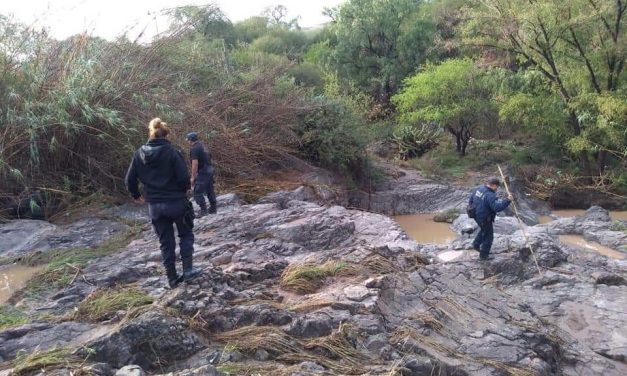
479, 255, 494, 261
166, 266, 183, 289
197, 209, 208, 218
471, 245, 480, 252
208, 206, 217, 214
182, 258, 202, 282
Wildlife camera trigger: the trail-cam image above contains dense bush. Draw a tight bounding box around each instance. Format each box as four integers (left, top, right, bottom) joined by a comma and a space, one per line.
295, 97, 368, 180
0, 15, 313, 217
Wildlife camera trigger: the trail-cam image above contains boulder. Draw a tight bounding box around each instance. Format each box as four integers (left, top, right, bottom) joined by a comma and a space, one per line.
115, 365, 145, 376
451, 214, 520, 235
85, 310, 204, 370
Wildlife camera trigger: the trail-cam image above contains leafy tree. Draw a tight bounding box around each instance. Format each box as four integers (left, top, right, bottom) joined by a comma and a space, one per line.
465, 0, 626, 178
329, 0, 434, 104
170, 5, 235, 43
234, 17, 270, 43
392, 58, 496, 156
263, 5, 301, 29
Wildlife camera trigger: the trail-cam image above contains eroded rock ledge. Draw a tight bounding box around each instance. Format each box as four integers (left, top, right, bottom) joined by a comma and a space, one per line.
0, 194, 625, 375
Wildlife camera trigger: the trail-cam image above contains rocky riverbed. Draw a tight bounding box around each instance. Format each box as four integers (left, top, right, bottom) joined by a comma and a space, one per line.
0, 188, 626, 375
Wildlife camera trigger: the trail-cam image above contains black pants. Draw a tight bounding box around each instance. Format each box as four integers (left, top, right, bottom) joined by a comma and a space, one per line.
193, 173, 217, 212
149, 200, 194, 272
472, 218, 494, 258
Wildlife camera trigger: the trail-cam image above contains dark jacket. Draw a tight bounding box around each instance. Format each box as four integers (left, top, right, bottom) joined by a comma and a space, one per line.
125, 138, 191, 203
469, 185, 511, 222
189, 141, 213, 178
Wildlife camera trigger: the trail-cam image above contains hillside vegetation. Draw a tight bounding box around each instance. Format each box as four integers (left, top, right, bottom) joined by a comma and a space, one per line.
1, 0, 625, 218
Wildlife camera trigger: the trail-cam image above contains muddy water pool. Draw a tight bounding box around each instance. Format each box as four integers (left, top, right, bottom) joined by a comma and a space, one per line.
0, 265, 42, 303
393, 214, 457, 245
539, 209, 627, 224
559, 235, 625, 260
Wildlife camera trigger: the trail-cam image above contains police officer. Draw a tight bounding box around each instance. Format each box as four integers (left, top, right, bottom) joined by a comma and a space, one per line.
185, 132, 217, 217
469, 177, 513, 260
125, 118, 201, 288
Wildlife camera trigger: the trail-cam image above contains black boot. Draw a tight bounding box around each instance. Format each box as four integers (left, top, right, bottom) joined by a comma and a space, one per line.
166, 265, 183, 288
208, 206, 217, 214
181, 257, 202, 282
198, 208, 208, 218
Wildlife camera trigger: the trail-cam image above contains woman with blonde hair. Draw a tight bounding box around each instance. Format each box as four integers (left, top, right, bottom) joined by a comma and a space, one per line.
125, 118, 201, 288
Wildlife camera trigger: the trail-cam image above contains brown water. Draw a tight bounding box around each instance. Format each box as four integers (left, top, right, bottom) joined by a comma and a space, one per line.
0, 265, 42, 303
540, 210, 627, 224
394, 214, 457, 244
559, 235, 625, 260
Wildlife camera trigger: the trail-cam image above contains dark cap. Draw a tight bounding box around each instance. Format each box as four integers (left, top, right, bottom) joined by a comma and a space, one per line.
487, 177, 501, 186
185, 132, 198, 142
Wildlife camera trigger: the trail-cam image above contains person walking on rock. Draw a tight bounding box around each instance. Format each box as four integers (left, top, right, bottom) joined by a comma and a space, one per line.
125, 118, 201, 288
468, 177, 513, 261
186, 132, 217, 217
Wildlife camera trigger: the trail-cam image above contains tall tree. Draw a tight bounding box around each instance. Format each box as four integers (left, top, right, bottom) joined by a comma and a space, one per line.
465, 0, 626, 178
329, 0, 434, 105
392, 58, 496, 156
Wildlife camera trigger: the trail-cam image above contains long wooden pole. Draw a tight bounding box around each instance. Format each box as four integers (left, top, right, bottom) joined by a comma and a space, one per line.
497, 165, 543, 276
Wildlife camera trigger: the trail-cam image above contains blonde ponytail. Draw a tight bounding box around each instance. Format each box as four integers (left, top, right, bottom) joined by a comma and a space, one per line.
148, 118, 170, 139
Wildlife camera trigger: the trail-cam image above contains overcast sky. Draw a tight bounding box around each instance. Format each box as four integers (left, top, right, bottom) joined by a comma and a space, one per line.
2, 0, 345, 40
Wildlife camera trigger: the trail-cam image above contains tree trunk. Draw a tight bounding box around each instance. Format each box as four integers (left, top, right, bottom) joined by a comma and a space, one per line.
454, 133, 462, 154
579, 152, 594, 184
596, 150, 608, 174
461, 138, 468, 156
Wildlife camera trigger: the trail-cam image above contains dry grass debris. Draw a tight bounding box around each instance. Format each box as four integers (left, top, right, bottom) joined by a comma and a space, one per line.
280, 261, 355, 294
71, 287, 154, 322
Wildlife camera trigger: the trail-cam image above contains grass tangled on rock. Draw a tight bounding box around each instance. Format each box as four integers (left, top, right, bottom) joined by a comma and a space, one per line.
11, 348, 83, 376
71, 287, 154, 323
216, 326, 301, 355
0, 305, 28, 330
280, 261, 355, 294
216, 324, 369, 375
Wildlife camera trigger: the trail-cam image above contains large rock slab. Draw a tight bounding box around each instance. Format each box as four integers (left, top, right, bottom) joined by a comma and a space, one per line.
0, 217, 129, 258
0, 321, 96, 361
0, 220, 57, 257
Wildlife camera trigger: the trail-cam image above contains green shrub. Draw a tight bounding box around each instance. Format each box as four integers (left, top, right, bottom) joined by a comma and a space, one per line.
295, 97, 368, 181
287, 63, 324, 91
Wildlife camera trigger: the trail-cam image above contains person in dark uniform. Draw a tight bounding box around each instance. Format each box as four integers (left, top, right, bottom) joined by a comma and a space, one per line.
125, 118, 201, 288
468, 177, 513, 261
185, 132, 217, 216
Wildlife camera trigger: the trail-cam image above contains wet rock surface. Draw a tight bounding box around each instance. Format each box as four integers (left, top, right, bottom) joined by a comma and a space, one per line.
0, 217, 129, 258
0, 192, 625, 375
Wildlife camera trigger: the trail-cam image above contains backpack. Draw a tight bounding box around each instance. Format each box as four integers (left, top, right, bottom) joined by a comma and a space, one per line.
466, 202, 476, 219
467, 188, 482, 219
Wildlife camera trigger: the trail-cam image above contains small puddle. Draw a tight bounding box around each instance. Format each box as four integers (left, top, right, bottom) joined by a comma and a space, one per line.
559, 235, 625, 260
540, 210, 627, 224
394, 214, 457, 244
0, 265, 42, 303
